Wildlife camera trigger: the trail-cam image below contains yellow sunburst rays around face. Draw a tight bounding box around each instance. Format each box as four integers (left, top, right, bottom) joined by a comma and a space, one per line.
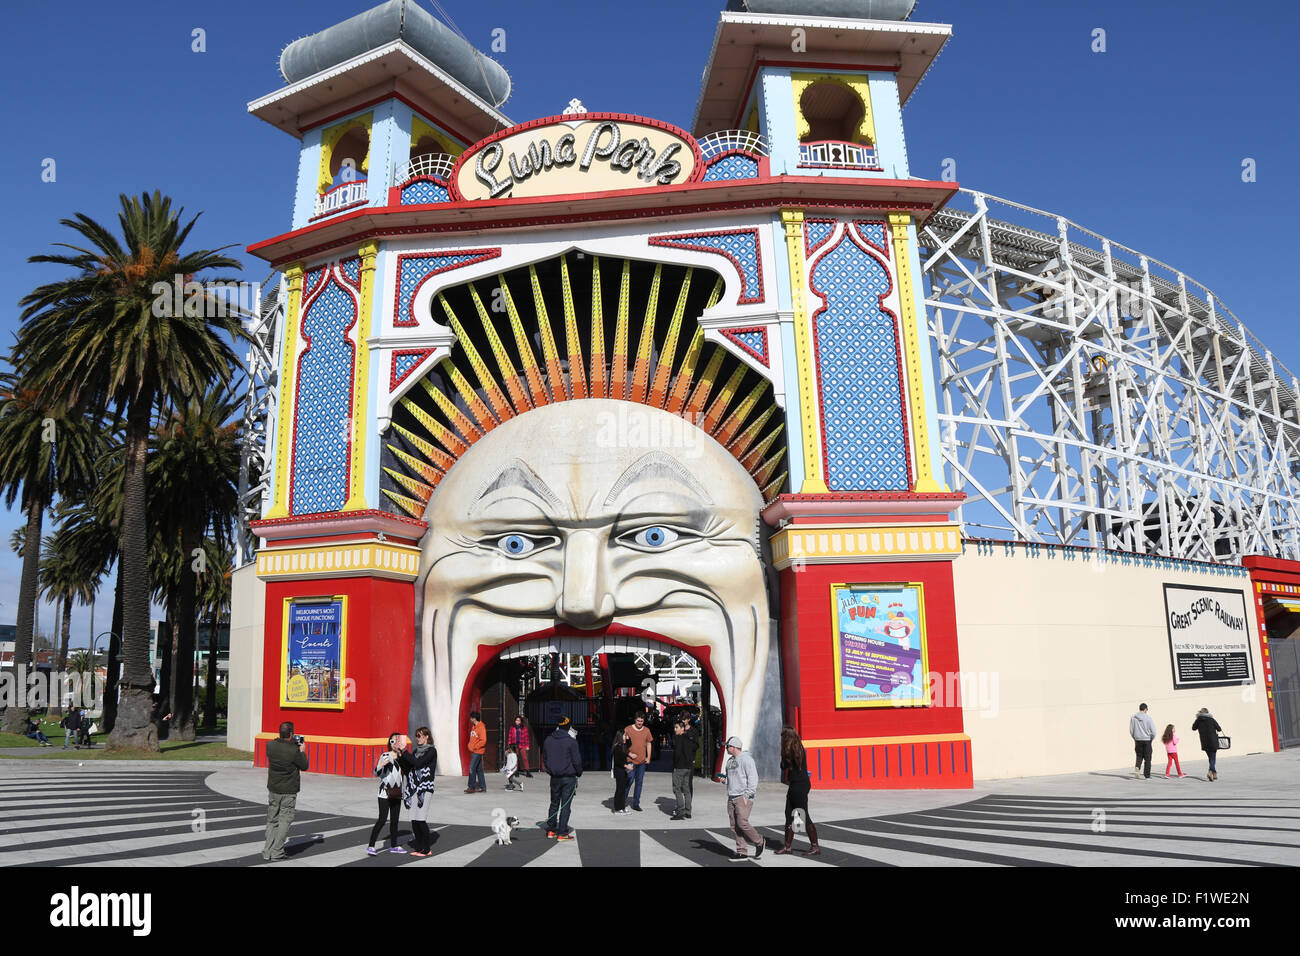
383, 256, 788, 518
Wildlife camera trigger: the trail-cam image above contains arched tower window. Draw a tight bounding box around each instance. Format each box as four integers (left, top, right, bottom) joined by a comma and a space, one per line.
792, 75, 880, 171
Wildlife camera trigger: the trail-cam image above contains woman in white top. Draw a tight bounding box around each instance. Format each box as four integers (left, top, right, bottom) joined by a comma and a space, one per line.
367, 732, 408, 854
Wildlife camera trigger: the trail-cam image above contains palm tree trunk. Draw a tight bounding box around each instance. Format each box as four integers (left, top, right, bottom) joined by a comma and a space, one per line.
106, 397, 158, 751
203, 607, 219, 734
103, 560, 123, 733
1, 501, 44, 733
53, 597, 72, 717
172, 526, 200, 741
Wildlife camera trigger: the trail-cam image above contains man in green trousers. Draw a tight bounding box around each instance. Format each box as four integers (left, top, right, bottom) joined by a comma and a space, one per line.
263, 722, 309, 862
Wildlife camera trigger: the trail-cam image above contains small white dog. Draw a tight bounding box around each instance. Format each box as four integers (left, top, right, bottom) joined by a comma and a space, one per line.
491, 807, 520, 846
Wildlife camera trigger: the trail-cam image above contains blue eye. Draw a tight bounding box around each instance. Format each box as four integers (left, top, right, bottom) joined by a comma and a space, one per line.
498, 534, 537, 556
630, 526, 679, 549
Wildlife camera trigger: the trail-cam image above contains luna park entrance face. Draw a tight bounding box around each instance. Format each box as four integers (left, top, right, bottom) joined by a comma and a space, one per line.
473, 646, 724, 776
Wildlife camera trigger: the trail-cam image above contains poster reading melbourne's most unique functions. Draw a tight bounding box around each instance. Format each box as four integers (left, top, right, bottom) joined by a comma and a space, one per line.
1162, 584, 1255, 689
831, 583, 930, 707
281, 597, 347, 708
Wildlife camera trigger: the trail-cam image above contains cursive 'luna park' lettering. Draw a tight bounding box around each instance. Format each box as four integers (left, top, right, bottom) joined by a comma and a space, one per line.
474, 121, 686, 198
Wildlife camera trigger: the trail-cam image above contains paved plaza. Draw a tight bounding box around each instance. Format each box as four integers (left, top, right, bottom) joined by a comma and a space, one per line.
0, 748, 1296, 867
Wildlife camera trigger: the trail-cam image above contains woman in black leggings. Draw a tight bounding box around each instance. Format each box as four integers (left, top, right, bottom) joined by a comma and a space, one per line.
367, 733, 408, 855
775, 726, 819, 855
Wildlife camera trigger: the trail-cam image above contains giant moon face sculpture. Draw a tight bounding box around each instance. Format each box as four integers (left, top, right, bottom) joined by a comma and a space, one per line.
416, 398, 770, 763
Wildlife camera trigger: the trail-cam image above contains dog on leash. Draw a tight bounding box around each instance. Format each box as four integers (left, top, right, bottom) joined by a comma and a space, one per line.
491, 808, 520, 846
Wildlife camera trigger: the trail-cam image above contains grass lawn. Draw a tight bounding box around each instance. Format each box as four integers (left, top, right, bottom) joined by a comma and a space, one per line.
0, 718, 250, 760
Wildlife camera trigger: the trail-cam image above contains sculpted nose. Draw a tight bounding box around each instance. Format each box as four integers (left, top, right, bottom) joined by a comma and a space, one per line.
555, 530, 615, 629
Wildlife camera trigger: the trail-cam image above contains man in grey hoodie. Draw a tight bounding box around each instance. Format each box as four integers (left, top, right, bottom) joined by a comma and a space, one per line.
1129, 703, 1157, 779
716, 736, 764, 861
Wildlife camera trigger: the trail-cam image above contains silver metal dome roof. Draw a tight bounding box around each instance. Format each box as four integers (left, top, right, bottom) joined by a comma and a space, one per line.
724, 0, 916, 19
280, 0, 510, 107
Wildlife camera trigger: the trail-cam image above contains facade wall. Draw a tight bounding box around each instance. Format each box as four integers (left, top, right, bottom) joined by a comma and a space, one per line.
953, 546, 1273, 779
227, 562, 266, 753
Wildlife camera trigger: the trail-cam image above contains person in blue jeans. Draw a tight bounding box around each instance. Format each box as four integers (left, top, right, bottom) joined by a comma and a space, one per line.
541, 716, 582, 840
623, 712, 653, 811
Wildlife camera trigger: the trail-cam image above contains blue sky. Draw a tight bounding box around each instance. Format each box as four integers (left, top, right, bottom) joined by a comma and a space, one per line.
2, 0, 1297, 643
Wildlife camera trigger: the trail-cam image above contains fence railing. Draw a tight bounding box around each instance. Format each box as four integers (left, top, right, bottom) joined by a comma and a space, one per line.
394, 152, 458, 183
797, 140, 880, 170
697, 129, 770, 159
314, 180, 367, 217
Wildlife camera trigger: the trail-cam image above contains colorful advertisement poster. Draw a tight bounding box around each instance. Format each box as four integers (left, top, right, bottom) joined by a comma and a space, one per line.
831, 583, 929, 708
281, 597, 347, 709
1163, 584, 1255, 689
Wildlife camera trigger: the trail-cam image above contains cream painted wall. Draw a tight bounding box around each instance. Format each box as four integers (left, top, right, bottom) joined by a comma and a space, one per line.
952, 548, 1272, 780
227, 563, 265, 753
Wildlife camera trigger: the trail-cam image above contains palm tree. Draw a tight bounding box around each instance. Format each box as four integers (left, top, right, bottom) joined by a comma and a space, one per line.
39, 512, 108, 716
198, 537, 234, 733
15, 192, 242, 750
149, 386, 241, 740
0, 376, 98, 733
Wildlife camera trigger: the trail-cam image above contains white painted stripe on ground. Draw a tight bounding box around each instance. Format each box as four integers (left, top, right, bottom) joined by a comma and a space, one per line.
284, 825, 445, 868
829, 823, 1241, 867
638, 830, 700, 867
0, 798, 235, 823
0, 811, 266, 849
124, 824, 370, 868
525, 835, 582, 866
0, 819, 291, 865
422, 833, 499, 867
816, 833, 1000, 867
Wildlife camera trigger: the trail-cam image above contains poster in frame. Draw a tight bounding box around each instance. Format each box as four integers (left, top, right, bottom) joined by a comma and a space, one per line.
1162, 583, 1255, 690
280, 596, 348, 709
830, 582, 930, 708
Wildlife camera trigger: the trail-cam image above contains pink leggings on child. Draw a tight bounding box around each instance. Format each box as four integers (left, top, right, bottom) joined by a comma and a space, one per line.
1165, 753, 1182, 774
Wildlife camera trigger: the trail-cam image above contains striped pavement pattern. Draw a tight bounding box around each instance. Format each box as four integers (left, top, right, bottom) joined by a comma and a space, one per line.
1, 770, 1297, 867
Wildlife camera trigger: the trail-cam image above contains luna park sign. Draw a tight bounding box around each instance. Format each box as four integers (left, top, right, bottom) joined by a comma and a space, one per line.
453, 114, 701, 201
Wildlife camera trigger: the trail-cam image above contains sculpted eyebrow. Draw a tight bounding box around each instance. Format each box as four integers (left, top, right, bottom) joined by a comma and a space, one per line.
475, 460, 561, 508
604, 452, 713, 507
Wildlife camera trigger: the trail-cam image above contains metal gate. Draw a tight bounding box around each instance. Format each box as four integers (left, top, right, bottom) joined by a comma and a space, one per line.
1270, 637, 1300, 748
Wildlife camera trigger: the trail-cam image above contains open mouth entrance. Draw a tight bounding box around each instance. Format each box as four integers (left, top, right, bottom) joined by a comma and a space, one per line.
460, 629, 727, 778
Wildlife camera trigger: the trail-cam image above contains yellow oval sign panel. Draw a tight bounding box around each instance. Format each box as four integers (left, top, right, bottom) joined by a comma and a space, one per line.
286, 674, 310, 703
454, 114, 701, 202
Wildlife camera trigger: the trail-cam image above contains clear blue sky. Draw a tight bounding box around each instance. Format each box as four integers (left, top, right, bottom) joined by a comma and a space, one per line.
2, 0, 1297, 642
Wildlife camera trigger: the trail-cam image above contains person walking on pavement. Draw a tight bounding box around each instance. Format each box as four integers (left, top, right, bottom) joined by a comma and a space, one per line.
542, 715, 582, 840
623, 712, 653, 811
1161, 724, 1185, 778
507, 714, 534, 777
611, 728, 633, 814
367, 732, 409, 855
263, 722, 308, 862
400, 726, 438, 856
1129, 702, 1156, 779
670, 718, 699, 820
716, 735, 764, 861
775, 726, 819, 855
1192, 707, 1224, 781
60, 706, 80, 750
466, 711, 487, 793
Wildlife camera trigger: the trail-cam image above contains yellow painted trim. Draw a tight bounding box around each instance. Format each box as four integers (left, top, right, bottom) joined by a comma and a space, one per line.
409, 114, 462, 157
803, 733, 972, 748
343, 242, 380, 511
770, 524, 962, 568
781, 209, 830, 493
791, 72, 875, 145
280, 595, 348, 711
256, 733, 389, 746
255, 541, 422, 581
889, 214, 947, 493
265, 265, 305, 519
745, 106, 760, 134
318, 113, 373, 193
829, 582, 930, 708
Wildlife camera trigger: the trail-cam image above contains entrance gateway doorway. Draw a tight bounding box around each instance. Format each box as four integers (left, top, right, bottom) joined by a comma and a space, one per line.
471, 635, 724, 778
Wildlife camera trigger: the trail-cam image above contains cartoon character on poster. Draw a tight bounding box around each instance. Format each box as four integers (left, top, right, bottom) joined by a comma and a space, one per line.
832, 584, 928, 707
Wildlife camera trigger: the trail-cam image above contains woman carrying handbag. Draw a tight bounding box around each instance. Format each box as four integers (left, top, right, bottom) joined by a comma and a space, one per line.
1191, 708, 1226, 781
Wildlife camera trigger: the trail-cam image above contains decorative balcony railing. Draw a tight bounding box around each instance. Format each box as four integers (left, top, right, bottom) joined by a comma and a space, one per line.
394, 152, 458, 184
697, 129, 770, 160
798, 140, 881, 170
314, 180, 367, 217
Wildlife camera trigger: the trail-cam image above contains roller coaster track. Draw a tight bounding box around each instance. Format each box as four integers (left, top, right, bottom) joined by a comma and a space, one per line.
921, 188, 1300, 563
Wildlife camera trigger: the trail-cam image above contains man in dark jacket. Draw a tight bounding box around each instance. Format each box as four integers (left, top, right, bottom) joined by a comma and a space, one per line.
670, 719, 699, 820
263, 722, 309, 861
541, 716, 582, 840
